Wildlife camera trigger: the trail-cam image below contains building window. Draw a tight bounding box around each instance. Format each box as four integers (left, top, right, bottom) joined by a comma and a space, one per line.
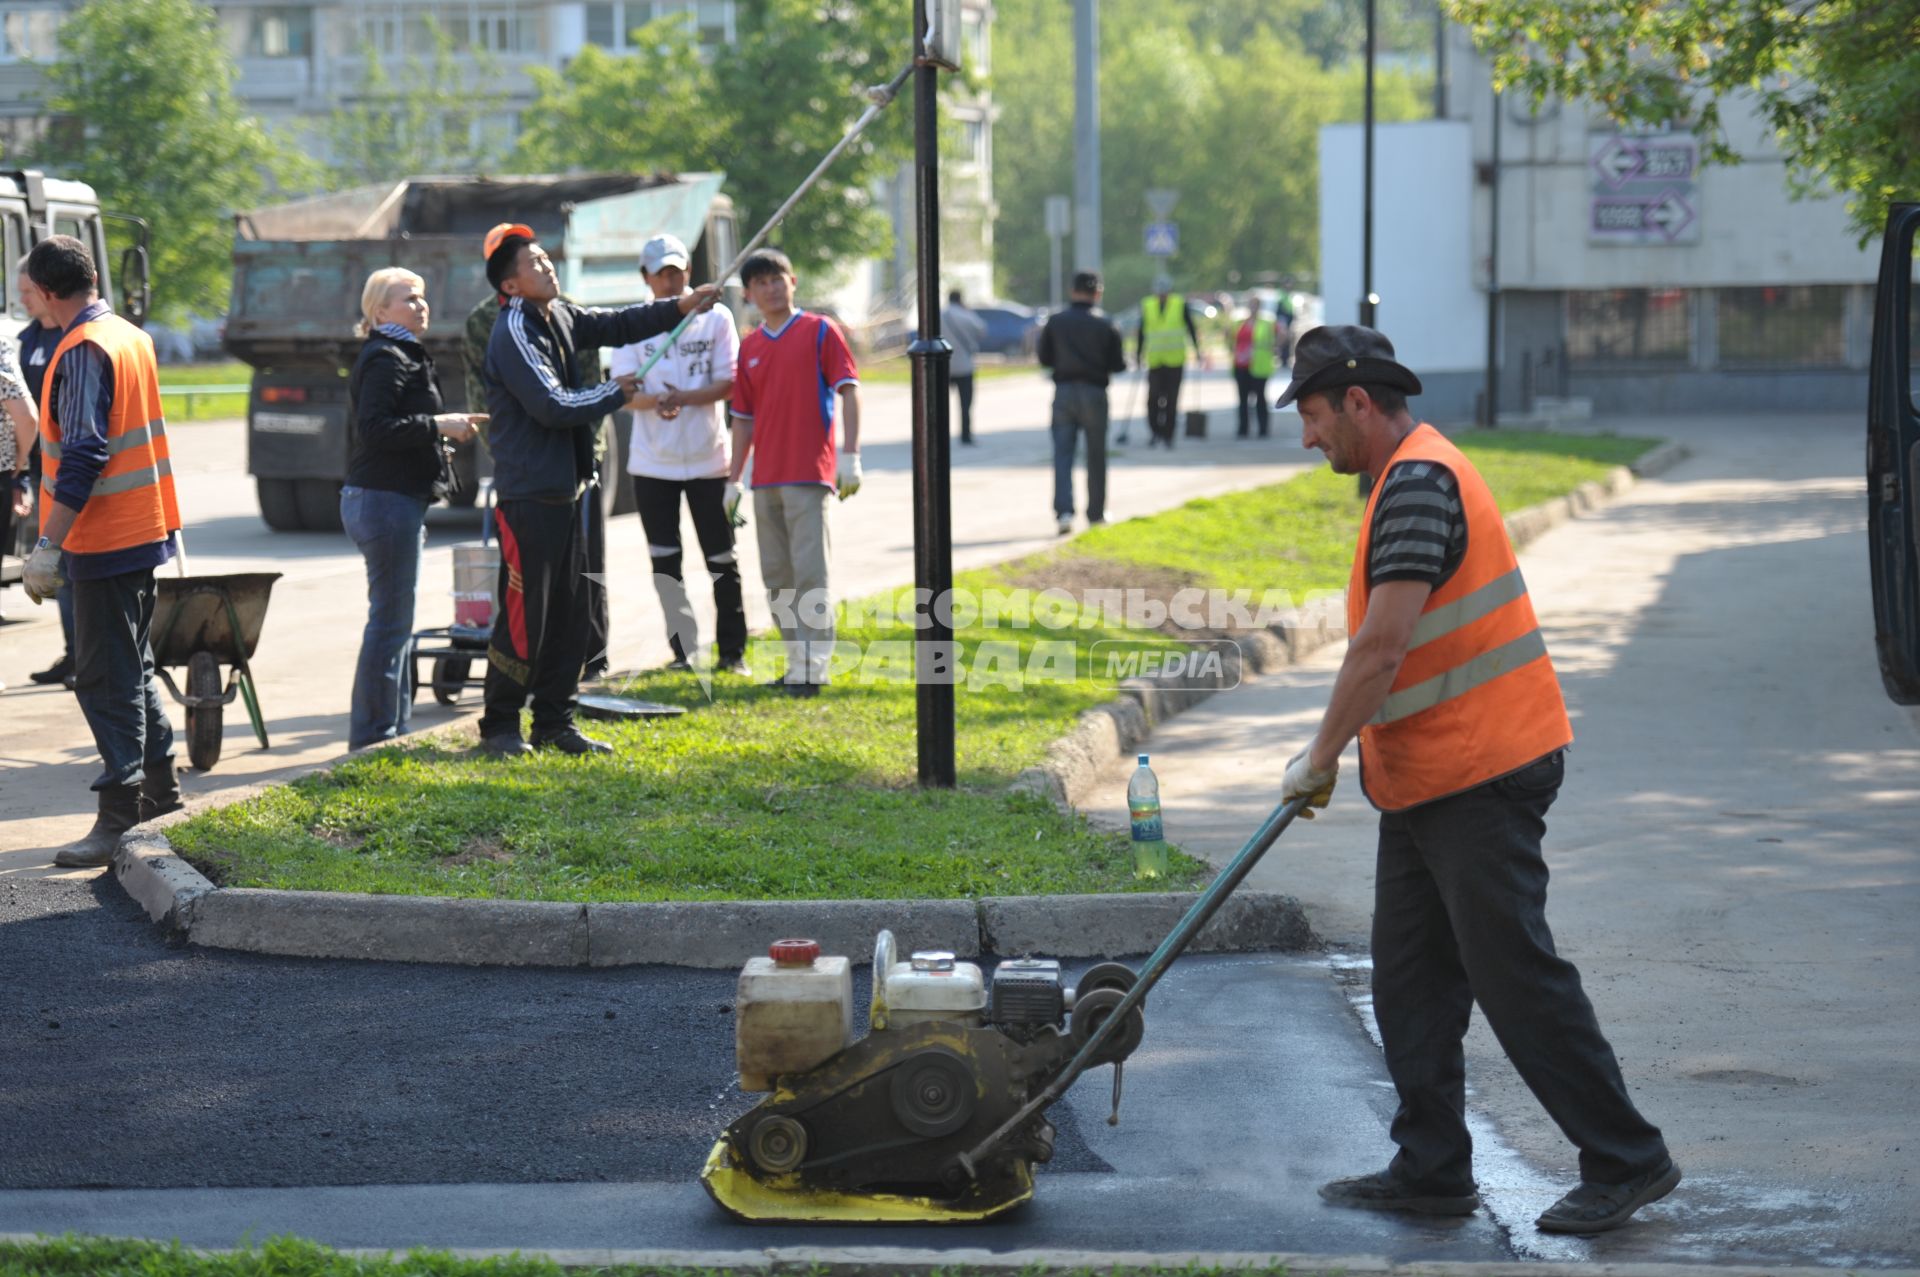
961, 10, 988, 75
0, 7, 61, 62
585, 2, 618, 47
357, 3, 541, 58
589, 1, 733, 50
1566, 289, 1692, 366
246, 6, 313, 57
1717, 285, 1848, 369
961, 117, 986, 168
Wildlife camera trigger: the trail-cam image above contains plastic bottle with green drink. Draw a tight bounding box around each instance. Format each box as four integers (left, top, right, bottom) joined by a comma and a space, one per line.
1128, 754, 1169, 879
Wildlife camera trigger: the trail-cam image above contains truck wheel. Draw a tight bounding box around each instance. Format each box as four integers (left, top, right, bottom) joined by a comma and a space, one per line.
296, 479, 344, 532
257, 478, 304, 531
185, 651, 224, 771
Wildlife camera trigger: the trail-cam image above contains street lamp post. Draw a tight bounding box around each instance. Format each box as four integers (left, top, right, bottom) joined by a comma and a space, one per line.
910, 0, 956, 788
1360, 0, 1377, 329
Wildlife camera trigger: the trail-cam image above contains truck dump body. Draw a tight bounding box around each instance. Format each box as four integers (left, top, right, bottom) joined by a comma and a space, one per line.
227, 173, 734, 531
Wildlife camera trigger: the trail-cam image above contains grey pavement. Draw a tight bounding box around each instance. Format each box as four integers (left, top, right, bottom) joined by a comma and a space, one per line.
1079, 412, 1920, 1267
0, 368, 1304, 868
0, 873, 1508, 1261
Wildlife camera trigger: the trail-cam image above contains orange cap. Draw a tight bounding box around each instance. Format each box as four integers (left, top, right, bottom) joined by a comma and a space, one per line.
482, 222, 536, 262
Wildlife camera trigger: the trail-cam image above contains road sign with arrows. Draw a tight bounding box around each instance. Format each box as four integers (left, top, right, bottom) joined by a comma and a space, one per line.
1588, 134, 1700, 244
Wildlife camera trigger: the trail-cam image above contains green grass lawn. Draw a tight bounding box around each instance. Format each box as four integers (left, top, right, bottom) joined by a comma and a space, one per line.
160, 359, 252, 421
166, 430, 1658, 903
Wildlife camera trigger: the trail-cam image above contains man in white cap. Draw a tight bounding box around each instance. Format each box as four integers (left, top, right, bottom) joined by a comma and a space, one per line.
610, 234, 748, 675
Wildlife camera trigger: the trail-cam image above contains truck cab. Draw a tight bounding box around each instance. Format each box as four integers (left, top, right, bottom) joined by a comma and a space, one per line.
1866, 202, 1920, 703
1, 170, 151, 586
226, 173, 737, 532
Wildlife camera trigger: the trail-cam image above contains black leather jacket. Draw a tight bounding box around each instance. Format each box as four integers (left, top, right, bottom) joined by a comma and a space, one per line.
347, 329, 449, 501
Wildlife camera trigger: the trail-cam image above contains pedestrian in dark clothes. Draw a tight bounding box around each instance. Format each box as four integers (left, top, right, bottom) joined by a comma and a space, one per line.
1036, 271, 1126, 536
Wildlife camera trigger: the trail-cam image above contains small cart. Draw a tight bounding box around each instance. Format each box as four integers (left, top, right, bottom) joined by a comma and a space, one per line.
410, 536, 496, 707
153, 572, 281, 772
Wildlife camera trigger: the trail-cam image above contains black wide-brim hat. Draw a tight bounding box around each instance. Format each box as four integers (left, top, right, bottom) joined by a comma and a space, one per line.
1274, 324, 1423, 408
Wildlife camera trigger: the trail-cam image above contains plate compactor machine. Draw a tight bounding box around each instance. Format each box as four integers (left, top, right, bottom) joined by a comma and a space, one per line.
700, 795, 1312, 1224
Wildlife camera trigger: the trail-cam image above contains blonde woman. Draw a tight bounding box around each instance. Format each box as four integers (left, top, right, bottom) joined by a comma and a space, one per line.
341, 267, 485, 749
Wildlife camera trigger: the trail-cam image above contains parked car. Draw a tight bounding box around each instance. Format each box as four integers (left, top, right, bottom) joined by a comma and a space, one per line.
913, 301, 1047, 359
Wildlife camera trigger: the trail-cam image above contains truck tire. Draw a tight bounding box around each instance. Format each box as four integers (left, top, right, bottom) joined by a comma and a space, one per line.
257, 478, 304, 531
296, 479, 344, 532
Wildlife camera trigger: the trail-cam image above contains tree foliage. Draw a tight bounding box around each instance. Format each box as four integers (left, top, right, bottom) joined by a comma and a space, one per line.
513, 2, 914, 284
1444, 0, 1920, 242
991, 0, 1430, 309
326, 22, 510, 187
33, 0, 313, 324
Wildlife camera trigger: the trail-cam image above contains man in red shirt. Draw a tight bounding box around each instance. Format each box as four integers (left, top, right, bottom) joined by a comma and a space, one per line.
726, 249, 861, 696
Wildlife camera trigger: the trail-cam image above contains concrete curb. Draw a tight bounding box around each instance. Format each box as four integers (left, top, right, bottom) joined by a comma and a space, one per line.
111, 439, 1688, 971
2, 1237, 1898, 1277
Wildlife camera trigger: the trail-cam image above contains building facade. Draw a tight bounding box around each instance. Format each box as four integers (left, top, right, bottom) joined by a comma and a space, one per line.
0, 0, 996, 338
1319, 35, 1878, 421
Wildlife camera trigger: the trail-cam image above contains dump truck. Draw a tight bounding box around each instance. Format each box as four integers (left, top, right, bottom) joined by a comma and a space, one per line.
225, 173, 737, 532
1, 169, 151, 586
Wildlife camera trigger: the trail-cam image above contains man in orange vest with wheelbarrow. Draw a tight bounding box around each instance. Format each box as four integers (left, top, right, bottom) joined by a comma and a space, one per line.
1276, 325, 1680, 1236
20, 235, 184, 868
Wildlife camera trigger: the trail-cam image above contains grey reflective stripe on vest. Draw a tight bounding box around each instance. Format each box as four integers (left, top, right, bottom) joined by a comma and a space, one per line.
40, 434, 60, 462
1408, 566, 1527, 649
87, 454, 174, 497
106, 419, 166, 456
1374, 627, 1549, 725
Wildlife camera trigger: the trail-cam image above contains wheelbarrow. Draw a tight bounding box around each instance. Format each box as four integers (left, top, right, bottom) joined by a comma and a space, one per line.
152, 572, 281, 772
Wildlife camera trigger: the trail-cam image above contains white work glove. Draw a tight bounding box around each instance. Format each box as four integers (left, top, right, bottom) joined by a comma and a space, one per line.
724, 480, 745, 528
23, 540, 64, 604
1281, 748, 1339, 819
836, 451, 862, 501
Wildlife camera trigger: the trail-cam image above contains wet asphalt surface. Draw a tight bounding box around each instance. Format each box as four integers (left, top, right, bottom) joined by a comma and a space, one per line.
0, 876, 1111, 1192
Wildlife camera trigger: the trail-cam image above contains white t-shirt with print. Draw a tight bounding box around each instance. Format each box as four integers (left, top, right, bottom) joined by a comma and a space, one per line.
610, 303, 741, 482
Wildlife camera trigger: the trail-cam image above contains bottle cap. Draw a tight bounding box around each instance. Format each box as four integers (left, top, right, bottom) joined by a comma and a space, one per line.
1138, 753, 1150, 765
768, 938, 820, 965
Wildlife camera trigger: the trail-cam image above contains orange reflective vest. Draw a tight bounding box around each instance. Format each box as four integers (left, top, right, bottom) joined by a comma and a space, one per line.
38, 311, 180, 556
1347, 423, 1571, 811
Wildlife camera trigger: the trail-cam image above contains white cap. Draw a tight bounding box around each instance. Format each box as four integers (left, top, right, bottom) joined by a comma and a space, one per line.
640, 233, 691, 274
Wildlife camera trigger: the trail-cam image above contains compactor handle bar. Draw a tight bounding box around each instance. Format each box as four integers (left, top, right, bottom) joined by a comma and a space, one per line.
955, 794, 1312, 1179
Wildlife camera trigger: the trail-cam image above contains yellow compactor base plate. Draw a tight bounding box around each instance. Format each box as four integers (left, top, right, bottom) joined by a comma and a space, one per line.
700, 1138, 1035, 1224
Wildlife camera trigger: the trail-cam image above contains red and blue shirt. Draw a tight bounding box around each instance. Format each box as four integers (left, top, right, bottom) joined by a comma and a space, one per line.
730, 310, 858, 488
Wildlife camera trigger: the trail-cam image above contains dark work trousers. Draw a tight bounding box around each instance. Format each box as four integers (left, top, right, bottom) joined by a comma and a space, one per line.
583, 468, 610, 679
1233, 368, 1271, 438
952, 373, 976, 443
1371, 749, 1670, 1191
633, 474, 747, 665
70, 566, 175, 790
1146, 366, 1183, 447
1049, 382, 1107, 521
480, 497, 589, 740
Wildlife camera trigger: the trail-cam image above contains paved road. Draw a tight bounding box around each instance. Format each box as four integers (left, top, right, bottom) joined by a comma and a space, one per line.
0, 873, 1509, 1260
0, 369, 1304, 867
1082, 413, 1920, 1267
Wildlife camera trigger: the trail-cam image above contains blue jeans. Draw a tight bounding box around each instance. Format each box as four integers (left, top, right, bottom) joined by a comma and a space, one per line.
341, 486, 428, 750
70, 567, 174, 790
1050, 382, 1108, 520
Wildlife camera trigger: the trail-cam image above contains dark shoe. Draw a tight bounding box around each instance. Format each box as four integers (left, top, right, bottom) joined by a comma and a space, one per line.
1536, 1161, 1680, 1235
582, 660, 610, 681
30, 654, 74, 685
665, 656, 694, 672
1319, 1170, 1480, 1217
138, 758, 183, 824
480, 733, 533, 758
52, 785, 141, 869
719, 658, 752, 676
784, 682, 821, 699
531, 727, 613, 756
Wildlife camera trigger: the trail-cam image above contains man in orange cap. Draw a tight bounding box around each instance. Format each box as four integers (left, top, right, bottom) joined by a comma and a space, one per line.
472, 222, 717, 757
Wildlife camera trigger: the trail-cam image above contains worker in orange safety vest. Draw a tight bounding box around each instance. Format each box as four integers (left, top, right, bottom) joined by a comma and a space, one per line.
1275, 325, 1680, 1236
22, 234, 184, 869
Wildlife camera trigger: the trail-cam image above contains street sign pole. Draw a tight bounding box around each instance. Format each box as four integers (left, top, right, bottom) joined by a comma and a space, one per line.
1045, 194, 1071, 310
910, 0, 955, 787
1360, 0, 1377, 328
1485, 87, 1502, 428
1072, 0, 1101, 272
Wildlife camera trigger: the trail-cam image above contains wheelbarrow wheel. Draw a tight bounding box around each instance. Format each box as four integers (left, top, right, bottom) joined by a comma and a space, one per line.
432, 656, 470, 706
185, 650, 224, 771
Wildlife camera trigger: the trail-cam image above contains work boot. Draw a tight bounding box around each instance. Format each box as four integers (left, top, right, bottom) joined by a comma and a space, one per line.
139, 758, 184, 824
52, 784, 142, 870
480, 733, 533, 759
1318, 1170, 1481, 1217
1536, 1160, 1680, 1234
530, 726, 613, 756
30, 654, 74, 686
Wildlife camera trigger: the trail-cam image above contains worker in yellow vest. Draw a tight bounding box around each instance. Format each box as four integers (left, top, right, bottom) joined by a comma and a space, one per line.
1132, 279, 1198, 449
1230, 294, 1282, 439
1276, 325, 1679, 1236
21, 235, 185, 869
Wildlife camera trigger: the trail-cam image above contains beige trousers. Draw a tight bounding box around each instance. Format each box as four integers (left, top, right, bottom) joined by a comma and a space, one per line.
753, 483, 834, 683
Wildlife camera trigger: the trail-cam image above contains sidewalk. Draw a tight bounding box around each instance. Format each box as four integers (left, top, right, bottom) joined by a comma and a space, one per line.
1079, 412, 1920, 1267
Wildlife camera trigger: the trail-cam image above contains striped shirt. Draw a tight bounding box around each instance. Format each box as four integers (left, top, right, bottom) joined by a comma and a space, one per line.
1367, 459, 1467, 590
